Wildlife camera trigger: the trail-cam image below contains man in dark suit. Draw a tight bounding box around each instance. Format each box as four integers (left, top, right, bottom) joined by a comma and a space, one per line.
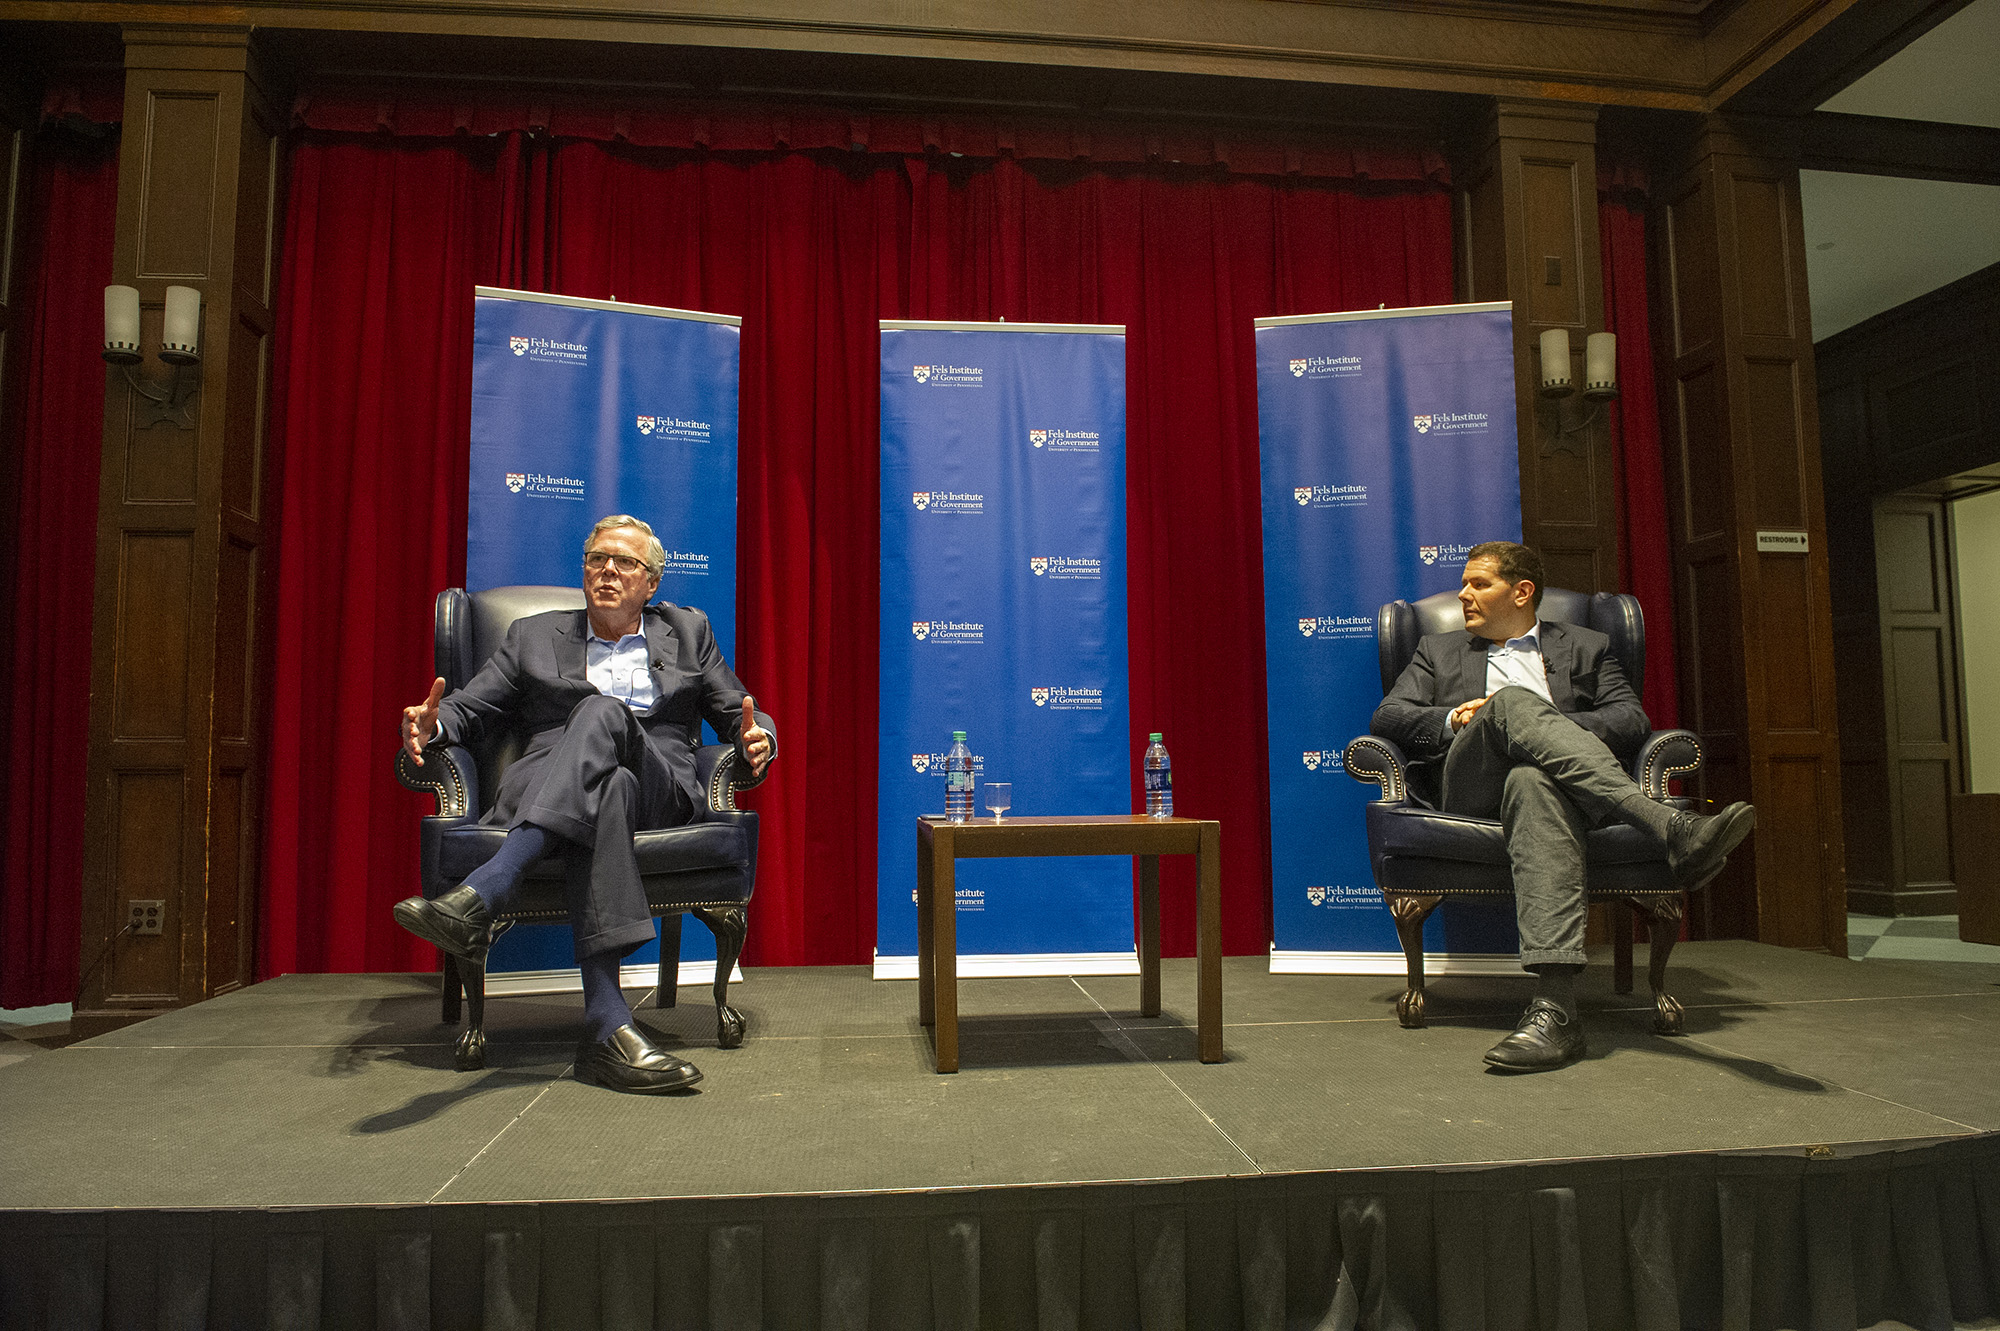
1372, 541, 1753, 1071
392, 514, 774, 1095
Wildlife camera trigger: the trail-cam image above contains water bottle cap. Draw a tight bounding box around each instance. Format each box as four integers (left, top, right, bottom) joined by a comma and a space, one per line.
1148, 733, 1163, 743
952, 731, 967, 741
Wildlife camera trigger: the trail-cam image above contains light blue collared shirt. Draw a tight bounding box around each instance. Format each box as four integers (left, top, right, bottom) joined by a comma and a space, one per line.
1483, 623, 1552, 705
587, 630, 657, 710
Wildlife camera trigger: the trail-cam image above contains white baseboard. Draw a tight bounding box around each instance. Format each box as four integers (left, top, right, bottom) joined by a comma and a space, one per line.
872, 951, 1141, 981
1268, 949, 1522, 976
481, 961, 744, 997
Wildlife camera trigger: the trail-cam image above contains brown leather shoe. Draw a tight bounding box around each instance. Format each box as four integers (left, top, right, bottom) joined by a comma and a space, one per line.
574, 1024, 704, 1095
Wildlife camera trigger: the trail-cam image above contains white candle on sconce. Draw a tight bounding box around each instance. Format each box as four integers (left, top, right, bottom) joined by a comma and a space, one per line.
1584, 332, 1618, 400
1538, 327, 1572, 396
161, 285, 202, 365
103, 285, 142, 364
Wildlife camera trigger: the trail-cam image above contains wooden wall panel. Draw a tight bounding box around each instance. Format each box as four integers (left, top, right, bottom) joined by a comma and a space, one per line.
1658, 114, 1845, 952
1458, 100, 1618, 595
76, 28, 283, 1034
1817, 265, 2000, 918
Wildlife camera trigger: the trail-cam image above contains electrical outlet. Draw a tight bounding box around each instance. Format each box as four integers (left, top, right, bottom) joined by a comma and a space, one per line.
128, 900, 164, 936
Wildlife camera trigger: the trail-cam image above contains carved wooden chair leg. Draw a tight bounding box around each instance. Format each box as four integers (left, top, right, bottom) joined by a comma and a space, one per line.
1638, 893, 1687, 1035
441, 953, 463, 1025
456, 957, 490, 1070
656, 913, 683, 1009
1610, 899, 1634, 994
1388, 894, 1441, 1028
693, 905, 749, 1049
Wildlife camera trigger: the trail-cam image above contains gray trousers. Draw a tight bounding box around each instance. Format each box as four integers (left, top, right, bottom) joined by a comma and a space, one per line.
1441, 687, 1664, 968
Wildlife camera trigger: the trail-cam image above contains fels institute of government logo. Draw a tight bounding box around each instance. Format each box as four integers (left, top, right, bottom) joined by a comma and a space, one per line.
911, 622, 932, 641
1290, 359, 1307, 378
1030, 557, 1049, 576
1029, 429, 1048, 448
911, 754, 931, 774
1303, 751, 1323, 771
1307, 885, 1327, 906
911, 492, 932, 510
913, 365, 932, 383
505, 473, 527, 493
1294, 487, 1312, 506
636, 416, 656, 436
1420, 545, 1440, 565
1413, 414, 1434, 434
1031, 688, 1050, 706
1298, 618, 1317, 637
509, 336, 529, 356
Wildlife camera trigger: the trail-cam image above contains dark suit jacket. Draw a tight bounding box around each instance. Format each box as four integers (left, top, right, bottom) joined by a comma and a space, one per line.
435, 602, 774, 820
1370, 619, 1648, 803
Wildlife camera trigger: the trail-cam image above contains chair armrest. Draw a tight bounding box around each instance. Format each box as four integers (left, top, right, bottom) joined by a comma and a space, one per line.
395, 744, 480, 820
1633, 730, 1702, 801
1343, 735, 1411, 804
699, 743, 769, 812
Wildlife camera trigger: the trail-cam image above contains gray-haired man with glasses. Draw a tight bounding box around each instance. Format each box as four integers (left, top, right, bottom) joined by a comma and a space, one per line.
392, 514, 774, 1094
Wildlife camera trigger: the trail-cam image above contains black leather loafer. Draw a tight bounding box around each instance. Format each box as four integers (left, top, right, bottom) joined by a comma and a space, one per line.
1664, 802, 1757, 890
1484, 998, 1586, 1072
391, 884, 492, 966
574, 1024, 703, 1095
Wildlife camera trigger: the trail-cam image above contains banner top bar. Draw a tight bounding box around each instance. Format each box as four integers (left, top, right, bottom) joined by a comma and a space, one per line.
1254, 300, 1510, 330
880, 319, 1125, 335
475, 286, 743, 327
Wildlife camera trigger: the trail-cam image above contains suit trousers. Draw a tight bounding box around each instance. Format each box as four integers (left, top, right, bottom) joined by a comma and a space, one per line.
1441, 686, 1661, 968
514, 694, 698, 962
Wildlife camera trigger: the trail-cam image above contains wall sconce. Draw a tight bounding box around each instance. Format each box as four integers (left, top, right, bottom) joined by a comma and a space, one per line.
1535, 328, 1617, 454
102, 284, 202, 429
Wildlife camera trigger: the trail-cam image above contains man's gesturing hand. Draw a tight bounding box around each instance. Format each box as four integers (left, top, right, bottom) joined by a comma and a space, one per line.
740, 695, 773, 776
1449, 695, 1490, 733
402, 677, 446, 766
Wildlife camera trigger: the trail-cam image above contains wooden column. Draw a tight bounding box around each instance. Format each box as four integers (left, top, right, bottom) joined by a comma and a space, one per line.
75, 27, 280, 1033
1656, 115, 1845, 951
1458, 99, 1618, 593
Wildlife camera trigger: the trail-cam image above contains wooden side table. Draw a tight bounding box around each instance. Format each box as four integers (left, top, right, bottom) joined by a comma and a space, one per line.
915, 815, 1222, 1073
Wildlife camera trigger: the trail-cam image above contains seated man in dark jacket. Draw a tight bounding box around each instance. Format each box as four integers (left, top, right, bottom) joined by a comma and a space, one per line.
1371, 541, 1752, 1071
392, 514, 774, 1095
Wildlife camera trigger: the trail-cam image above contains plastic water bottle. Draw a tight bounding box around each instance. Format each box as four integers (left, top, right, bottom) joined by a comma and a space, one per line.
944, 731, 975, 823
1144, 733, 1173, 819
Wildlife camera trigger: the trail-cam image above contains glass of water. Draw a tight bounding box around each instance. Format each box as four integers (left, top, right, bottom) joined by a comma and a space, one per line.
985, 782, 1011, 823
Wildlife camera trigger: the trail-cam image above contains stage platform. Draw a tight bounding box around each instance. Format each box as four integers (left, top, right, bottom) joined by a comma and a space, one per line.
5, 942, 2000, 1329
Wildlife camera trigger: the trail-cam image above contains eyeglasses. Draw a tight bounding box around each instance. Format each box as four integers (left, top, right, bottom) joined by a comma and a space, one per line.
583, 551, 649, 575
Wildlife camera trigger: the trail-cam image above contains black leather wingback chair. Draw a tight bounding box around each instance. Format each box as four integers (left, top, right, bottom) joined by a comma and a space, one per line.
1341, 588, 1705, 1034
395, 586, 763, 1071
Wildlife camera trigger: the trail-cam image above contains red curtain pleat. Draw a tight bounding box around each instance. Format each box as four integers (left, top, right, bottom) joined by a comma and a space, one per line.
1599, 186, 1679, 728
1, 128, 120, 1007
258, 129, 1456, 975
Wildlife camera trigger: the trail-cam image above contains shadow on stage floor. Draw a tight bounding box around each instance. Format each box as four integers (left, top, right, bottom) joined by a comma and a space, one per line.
5, 941, 1999, 1329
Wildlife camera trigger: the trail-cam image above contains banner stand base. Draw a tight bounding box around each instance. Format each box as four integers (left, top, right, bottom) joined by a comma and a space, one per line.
1269, 949, 1521, 977
482, 962, 744, 998
872, 951, 1140, 981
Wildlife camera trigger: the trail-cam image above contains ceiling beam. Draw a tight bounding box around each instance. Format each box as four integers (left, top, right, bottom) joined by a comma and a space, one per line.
1801, 110, 2000, 186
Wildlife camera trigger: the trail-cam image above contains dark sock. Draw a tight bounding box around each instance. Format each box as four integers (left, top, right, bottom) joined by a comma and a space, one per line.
462, 824, 551, 914
580, 950, 635, 1044
1531, 963, 1583, 1018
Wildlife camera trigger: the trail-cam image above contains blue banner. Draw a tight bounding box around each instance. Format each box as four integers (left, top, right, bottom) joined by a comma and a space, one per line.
876, 323, 1133, 976
1254, 303, 1523, 970
467, 288, 742, 983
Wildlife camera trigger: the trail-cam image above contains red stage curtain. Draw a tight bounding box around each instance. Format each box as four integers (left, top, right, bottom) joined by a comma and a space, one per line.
1, 127, 120, 1007
259, 123, 1455, 976
1599, 176, 1679, 728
